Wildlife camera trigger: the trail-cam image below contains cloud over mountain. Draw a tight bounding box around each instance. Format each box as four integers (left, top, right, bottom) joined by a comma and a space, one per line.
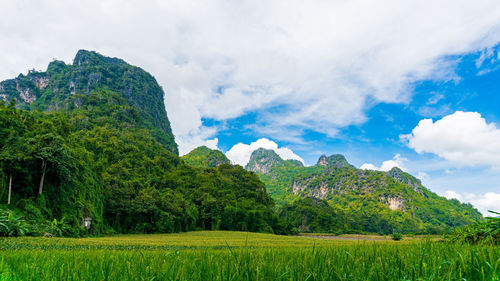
226, 138, 303, 166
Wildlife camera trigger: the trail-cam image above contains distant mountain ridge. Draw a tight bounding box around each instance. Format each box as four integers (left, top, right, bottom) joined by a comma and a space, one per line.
245, 148, 482, 234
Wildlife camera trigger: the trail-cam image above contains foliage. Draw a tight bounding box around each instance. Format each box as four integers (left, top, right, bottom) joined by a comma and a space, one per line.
449, 210, 500, 245
0, 209, 31, 237
0, 231, 498, 280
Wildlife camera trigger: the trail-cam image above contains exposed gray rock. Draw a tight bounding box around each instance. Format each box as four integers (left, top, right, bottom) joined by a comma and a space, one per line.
246, 148, 284, 174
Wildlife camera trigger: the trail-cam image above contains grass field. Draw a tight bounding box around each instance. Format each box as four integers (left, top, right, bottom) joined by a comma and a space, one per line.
0, 231, 499, 280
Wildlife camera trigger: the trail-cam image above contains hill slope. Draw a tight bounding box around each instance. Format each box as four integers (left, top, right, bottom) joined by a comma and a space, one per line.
247, 148, 482, 234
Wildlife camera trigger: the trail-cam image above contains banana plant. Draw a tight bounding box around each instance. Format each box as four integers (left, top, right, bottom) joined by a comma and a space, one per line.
0, 210, 30, 237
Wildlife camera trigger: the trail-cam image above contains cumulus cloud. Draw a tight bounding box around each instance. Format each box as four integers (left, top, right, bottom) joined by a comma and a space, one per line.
444, 191, 500, 216
403, 111, 500, 168
225, 138, 304, 166
2, 1, 500, 152
361, 154, 407, 171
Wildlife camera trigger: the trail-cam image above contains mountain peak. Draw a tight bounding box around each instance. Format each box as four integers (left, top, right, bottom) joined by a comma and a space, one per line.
386, 167, 423, 192
316, 154, 353, 168
246, 148, 284, 174
73, 50, 125, 67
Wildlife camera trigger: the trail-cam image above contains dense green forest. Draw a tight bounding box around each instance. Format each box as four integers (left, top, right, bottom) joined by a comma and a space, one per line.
0, 51, 290, 237
246, 149, 483, 234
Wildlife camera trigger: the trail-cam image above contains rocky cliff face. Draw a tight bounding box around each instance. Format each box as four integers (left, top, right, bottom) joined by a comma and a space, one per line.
0, 50, 177, 154
381, 196, 406, 211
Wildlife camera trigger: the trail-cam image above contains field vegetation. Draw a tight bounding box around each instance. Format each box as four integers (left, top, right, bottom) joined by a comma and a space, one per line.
0, 231, 499, 281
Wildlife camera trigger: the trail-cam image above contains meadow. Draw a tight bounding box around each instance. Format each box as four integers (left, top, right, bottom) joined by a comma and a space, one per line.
0, 231, 499, 281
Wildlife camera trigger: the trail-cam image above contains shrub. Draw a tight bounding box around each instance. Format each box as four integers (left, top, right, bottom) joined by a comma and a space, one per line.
391, 233, 403, 241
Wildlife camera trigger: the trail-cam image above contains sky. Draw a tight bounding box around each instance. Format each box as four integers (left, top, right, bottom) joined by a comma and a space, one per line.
1, 0, 499, 215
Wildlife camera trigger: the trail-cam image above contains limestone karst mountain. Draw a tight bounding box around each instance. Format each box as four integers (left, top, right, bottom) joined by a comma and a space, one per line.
0, 50, 177, 153
244, 148, 482, 234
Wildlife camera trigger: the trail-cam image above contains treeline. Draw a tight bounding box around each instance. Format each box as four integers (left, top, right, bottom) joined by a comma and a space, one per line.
0, 92, 291, 237
277, 197, 435, 235
277, 196, 481, 235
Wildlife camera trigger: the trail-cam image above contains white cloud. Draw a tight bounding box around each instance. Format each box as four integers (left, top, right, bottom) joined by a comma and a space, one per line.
361, 154, 407, 171
444, 190, 464, 201
444, 191, 500, 216
225, 138, 304, 166
2, 1, 500, 152
359, 163, 379, 171
403, 111, 500, 168
416, 171, 430, 181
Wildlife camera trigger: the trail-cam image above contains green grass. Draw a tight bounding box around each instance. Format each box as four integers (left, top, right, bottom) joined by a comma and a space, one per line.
0, 231, 499, 280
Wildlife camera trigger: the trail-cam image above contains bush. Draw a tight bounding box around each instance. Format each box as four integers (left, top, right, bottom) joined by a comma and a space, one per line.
391, 233, 403, 241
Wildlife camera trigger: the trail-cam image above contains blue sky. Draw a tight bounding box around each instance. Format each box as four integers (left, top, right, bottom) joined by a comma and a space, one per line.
1, 0, 499, 214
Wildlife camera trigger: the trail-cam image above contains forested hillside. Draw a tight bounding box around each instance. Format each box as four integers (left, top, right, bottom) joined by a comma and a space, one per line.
0, 51, 289, 236
246, 149, 483, 234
